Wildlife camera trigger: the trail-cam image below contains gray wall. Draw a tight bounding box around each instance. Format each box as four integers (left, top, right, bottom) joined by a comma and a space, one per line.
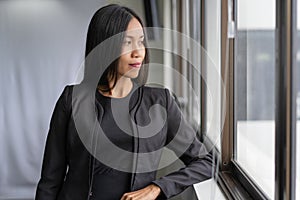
0, 1, 106, 199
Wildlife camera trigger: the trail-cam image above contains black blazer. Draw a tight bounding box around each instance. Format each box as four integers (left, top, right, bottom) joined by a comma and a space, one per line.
35, 84, 214, 200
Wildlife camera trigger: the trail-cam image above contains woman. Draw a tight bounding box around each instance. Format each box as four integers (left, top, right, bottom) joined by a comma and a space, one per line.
35, 4, 213, 200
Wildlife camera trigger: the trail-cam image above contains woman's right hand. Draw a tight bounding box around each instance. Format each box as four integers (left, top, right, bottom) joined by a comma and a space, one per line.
120, 184, 161, 200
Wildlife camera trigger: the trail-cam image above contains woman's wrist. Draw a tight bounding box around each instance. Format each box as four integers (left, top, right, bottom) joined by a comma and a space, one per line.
149, 184, 161, 197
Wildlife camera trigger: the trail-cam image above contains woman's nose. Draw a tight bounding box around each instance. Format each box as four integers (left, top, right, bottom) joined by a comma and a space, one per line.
131, 45, 144, 58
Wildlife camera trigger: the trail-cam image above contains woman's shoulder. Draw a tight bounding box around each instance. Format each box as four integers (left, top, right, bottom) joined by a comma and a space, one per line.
61, 84, 75, 97
140, 85, 180, 109
139, 85, 175, 108
141, 85, 170, 98
62, 83, 89, 96
59, 83, 83, 106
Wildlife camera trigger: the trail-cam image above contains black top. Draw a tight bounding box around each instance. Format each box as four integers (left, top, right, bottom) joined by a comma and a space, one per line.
91, 89, 134, 200
35, 85, 213, 200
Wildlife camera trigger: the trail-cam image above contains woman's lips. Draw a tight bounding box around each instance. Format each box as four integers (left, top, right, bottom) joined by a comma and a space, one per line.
129, 62, 142, 68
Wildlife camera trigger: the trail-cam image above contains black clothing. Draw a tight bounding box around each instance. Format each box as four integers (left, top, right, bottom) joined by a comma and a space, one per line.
91, 171, 131, 200
91, 91, 132, 199
95, 88, 134, 153
35, 84, 214, 200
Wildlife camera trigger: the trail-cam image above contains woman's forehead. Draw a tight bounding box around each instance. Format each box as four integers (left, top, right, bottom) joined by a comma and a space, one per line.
125, 18, 144, 38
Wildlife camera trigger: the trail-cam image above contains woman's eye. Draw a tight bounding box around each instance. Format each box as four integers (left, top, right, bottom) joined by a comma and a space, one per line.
123, 41, 131, 45
138, 40, 144, 45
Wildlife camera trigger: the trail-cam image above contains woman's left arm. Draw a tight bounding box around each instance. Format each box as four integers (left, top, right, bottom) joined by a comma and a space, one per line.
150, 89, 214, 199
120, 88, 214, 200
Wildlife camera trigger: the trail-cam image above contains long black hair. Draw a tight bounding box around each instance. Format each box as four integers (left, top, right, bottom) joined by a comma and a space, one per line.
84, 4, 149, 92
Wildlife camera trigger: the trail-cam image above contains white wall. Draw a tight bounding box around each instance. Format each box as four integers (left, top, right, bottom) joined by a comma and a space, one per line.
0, 0, 106, 199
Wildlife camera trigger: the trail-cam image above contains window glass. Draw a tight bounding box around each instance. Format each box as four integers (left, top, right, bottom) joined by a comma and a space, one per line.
204, 0, 221, 150
189, 0, 201, 130
234, 0, 275, 198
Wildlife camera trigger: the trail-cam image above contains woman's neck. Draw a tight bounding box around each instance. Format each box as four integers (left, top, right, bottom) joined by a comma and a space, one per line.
105, 77, 133, 98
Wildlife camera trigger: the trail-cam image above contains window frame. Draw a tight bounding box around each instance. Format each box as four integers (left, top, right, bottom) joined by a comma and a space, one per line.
274, 0, 297, 199
203, 0, 299, 199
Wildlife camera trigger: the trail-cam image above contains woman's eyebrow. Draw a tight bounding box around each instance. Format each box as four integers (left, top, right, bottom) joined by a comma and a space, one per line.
125, 35, 144, 39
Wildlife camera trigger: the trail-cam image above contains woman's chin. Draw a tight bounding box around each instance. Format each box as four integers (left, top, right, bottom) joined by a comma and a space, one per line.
124, 72, 140, 79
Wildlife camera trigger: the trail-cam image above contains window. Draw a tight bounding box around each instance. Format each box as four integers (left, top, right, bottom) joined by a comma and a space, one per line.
234, 0, 276, 198
204, 0, 222, 150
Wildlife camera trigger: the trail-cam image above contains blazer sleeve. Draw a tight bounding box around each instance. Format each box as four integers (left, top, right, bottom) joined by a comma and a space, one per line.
35, 86, 71, 200
152, 89, 214, 199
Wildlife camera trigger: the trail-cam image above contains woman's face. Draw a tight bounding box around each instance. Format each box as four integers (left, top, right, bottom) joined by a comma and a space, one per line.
117, 17, 146, 79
